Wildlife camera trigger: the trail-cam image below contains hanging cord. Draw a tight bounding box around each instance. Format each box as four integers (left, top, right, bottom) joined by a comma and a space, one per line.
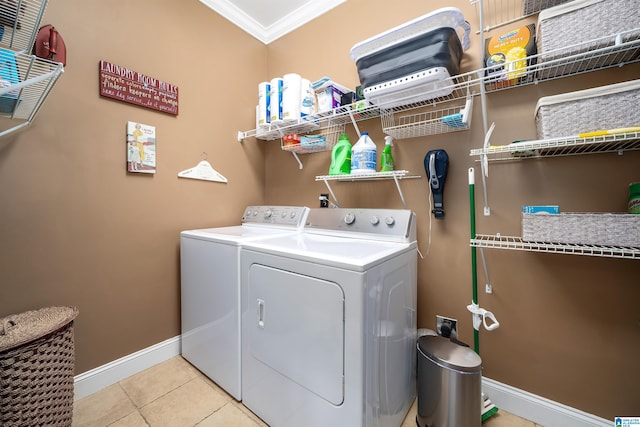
417, 178, 435, 260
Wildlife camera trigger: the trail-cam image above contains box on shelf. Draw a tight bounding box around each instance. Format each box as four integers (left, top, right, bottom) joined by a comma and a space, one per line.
536, 0, 640, 79
484, 24, 537, 90
314, 80, 350, 114
0, 47, 20, 114
523, 205, 560, 214
535, 79, 640, 139
522, 212, 640, 247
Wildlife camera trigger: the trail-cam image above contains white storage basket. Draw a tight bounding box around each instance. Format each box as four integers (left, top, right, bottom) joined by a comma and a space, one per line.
522, 213, 640, 247
535, 79, 640, 139
536, 0, 640, 79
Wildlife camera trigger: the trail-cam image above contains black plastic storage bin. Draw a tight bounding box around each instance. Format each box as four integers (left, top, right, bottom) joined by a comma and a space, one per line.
355, 26, 463, 91
416, 335, 482, 427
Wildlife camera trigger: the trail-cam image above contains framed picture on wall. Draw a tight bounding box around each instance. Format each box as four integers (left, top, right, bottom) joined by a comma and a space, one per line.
127, 121, 156, 174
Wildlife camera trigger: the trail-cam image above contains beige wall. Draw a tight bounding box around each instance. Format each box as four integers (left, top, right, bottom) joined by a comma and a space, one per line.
0, 0, 266, 371
264, 0, 640, 421
0, 0, 638, 422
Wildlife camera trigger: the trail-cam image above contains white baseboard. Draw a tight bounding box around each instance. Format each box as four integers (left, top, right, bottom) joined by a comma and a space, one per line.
73, 337, 609, 427
482, 377, 611, 427
73, 336, 181, 401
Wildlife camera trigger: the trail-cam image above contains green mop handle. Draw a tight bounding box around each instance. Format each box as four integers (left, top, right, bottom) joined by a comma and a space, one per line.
469, 167, 480, 355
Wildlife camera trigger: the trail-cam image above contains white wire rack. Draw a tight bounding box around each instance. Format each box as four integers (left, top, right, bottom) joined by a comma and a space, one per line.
240, 29, 639, 144
471, 234, 640, 259
280, 123, 345, 154
0, 0, 49, 53
486, 30, 640, 92
382, 95, 474, 139
315, 170, 421, 208
0, 0, 64, 137
470, 131, 640, 161
239, 104, 381, 142
0, 48, 63, 137
471, 0, 571, 32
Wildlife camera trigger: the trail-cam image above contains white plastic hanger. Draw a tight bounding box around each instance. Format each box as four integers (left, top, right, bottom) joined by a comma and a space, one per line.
178, 153, 228, 183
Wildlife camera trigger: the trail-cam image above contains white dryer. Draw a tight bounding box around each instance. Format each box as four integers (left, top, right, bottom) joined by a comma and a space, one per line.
180, 206, 309, 400
240, 208, 417, 427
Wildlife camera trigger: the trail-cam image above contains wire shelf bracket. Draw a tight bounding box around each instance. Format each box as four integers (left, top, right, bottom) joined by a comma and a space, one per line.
315, 170, 421, 209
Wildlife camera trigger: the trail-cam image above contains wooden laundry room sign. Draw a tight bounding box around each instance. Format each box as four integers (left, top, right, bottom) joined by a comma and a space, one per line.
99, 60, 179, 115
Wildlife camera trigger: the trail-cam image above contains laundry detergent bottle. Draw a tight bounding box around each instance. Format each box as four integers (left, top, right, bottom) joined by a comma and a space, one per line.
329, 133, 352, 175
380, 136, 395, 172
351, 132, 377, 174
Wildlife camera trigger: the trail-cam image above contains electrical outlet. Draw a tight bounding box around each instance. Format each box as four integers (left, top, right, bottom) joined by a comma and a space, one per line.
436, 315, 458, 339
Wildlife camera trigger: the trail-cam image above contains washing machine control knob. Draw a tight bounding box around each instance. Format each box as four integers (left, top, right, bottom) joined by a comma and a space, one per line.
253, 210, 258, 216
344, 212, 356, 225
385, 216, 395, 226
264, 209, 273, 219
281, 211, 287, 218
370, 216, 380, 225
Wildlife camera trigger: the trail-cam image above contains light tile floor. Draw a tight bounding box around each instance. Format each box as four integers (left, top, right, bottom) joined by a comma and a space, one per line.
73, 356, 542, 427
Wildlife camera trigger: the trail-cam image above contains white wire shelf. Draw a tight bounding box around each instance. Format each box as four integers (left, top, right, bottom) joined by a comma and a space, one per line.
315, 170, 419, 182
471, 0, 578, 32
484, 30, 640, 93
315, 170, 421, 209
0, 52, 63, 137
0, 0, 49, 53
470, 131, 640, 161
240, 104, 381, 142
239, 71, 480, 142
280, 123, 345, 154
382, 96, 473, 139
240, 14, 638, 142
471, 234, 640, 259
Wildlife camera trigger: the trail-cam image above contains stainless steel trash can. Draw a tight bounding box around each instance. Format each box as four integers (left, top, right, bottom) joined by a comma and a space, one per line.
416, 335, 482, 427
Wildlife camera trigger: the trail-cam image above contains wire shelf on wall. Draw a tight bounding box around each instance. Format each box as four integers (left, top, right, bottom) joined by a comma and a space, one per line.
240, 12, 639, 145
239, 104, 381, 142
280, 123, 345, 154
471, 0, 571, 32
0, 0, 64, 137
382, 96, 473, 139
0, 0, 49, 53
0, 52, 63, 137
315, 170, 420, 182
470, 131, 640, 161
315, 170, 421, 209
471, 234, 640, 259
485, 31, 640, 94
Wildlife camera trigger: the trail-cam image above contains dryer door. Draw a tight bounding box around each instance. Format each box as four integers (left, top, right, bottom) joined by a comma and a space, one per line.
247, 264, 345, 405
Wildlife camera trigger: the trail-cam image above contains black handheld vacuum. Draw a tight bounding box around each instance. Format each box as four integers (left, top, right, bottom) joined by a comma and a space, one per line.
424, 149, 449, 219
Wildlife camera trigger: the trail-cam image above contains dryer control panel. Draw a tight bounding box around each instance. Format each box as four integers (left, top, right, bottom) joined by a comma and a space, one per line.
242, 206, 309, 228
306, 208, 416, 242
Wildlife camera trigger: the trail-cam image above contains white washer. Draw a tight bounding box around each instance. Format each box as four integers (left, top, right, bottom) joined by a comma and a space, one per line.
180, 205, 309, 400
240, 208, 417, 427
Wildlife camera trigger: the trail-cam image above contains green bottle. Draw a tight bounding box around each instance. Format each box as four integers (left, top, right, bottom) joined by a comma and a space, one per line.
380, 136, 394, 172
329, 133, 352, 175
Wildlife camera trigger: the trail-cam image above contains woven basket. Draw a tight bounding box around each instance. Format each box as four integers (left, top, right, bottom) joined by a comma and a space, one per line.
0, 306, 79, 426
536, 0, 640, 79
522, 213, 640, 247
535, 80, 640, 139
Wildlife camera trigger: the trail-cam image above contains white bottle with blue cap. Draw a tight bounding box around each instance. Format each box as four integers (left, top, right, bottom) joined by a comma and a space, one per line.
351, 132, 377, 174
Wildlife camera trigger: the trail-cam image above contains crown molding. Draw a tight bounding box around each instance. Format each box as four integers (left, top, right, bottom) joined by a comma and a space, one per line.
199, 0, 346, 44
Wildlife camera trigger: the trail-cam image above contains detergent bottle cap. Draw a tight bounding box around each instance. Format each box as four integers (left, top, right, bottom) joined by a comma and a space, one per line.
384, 136, 393, 146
